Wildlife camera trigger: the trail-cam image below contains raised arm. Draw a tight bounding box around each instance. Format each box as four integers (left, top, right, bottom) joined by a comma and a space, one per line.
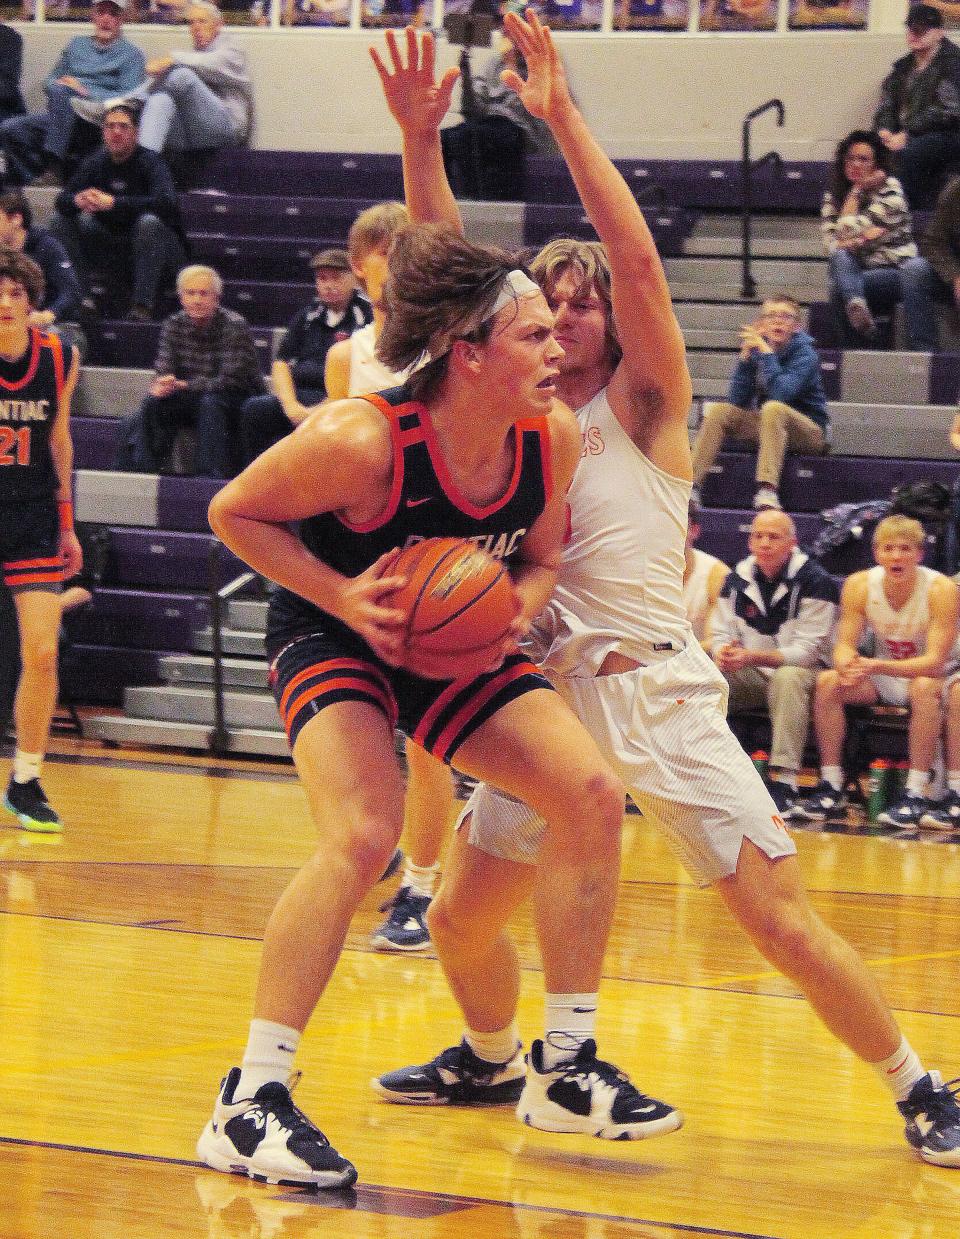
502, 11, 691, 428
370, 28, 462, 232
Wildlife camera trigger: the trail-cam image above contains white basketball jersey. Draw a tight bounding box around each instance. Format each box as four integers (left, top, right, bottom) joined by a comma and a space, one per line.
530, 386, 694, 676
865, 564, 936, 661
348, 323, 404, 396
683, 547, 726, 642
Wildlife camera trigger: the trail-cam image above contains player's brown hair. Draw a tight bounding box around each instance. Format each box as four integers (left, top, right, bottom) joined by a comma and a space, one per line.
347, 202, 409, 270
0, 248, 44, 308
530, 238, 622, 370
377, 224, 526, 402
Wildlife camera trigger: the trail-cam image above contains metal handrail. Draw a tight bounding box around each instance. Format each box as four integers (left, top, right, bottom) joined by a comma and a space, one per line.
741, 98, 785, 298
208, 538, 255, 756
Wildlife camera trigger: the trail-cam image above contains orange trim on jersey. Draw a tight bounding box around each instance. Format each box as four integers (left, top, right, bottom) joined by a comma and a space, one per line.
418, 406, 540, 520
5, 569, 64, 586
3, 555, 63, 570
0, 327, 41, 391
283, 677, 397, 731
334, 394, 419, 534
44, 329, 66, 400
277, 657, 389, 719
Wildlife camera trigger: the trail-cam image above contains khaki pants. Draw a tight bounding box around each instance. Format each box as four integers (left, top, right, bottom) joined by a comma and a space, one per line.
724, 664, 817, 773
691, 400, 827, 490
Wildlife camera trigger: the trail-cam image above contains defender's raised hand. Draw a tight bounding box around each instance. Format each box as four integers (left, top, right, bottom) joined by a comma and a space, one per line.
501, 10, 572, 124
370, 27, 460, 136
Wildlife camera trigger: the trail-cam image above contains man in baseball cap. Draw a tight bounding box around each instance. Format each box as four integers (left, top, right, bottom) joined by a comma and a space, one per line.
874, 2, 960, 207
238, 248, 372, 465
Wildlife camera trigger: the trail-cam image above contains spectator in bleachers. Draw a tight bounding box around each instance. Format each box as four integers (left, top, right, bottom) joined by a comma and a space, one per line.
238, 247, 372, 466
708, 509, 839, 819
682, 497, 728, 646
440, 30, 554, 201
0, 23, 25, 126
796, 515, 960, 829
0, 2, 144, 187
897, 175, 960, 352
690, 294, 828, 512
118, 264, 264, 477
0, 190, 82, 332
821, 130, 923, 346
873, 4, 960, 210
49, 103, 186, 322
72, 3, 253, 161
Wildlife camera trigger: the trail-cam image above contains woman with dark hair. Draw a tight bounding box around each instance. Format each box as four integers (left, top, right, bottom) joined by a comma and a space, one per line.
821, 129, 922, 345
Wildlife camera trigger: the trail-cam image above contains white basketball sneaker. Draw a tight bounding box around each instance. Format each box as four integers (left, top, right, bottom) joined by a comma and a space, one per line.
517, 1039, 683, 1140
196, 1068, 357, 1189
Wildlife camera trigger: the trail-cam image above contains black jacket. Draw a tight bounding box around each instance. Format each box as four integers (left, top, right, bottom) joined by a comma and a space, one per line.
873, 39, 960, 135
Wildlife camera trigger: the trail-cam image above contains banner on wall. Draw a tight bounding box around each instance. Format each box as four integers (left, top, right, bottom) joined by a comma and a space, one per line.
699, 0, 776, 30
788, 0, 867, 30
615, 0, 690, 31
443, 0, 602, 32
285, 0, 350, 25
361, 0, 428, 28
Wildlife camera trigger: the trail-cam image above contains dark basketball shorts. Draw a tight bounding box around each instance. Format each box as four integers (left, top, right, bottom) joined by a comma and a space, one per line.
0, 502, 63, 594
268, 628, 553, 761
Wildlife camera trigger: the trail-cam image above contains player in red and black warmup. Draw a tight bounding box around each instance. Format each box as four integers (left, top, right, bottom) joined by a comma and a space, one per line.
0, 249, 80, 833
196, 223, 670, 1189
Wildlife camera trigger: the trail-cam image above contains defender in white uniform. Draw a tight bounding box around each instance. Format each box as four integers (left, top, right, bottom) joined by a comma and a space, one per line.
371, 15, 960, 1166
801, 514, 960, 829
682, 516, 728, 646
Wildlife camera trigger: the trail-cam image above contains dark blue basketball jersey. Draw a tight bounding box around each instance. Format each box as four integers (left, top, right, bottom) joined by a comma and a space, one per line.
0, 329, 66, 504
266, 383, 554, 651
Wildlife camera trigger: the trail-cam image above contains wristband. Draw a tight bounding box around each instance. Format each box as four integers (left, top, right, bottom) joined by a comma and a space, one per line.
58, 499, 74, 533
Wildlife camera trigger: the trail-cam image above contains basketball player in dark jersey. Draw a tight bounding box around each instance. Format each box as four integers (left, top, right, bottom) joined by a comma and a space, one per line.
0, 250, 80, 834
196, 224, 671, 1188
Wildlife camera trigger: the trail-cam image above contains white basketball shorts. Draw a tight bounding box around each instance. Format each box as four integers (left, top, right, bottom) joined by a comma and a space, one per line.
461, 641, 797, 887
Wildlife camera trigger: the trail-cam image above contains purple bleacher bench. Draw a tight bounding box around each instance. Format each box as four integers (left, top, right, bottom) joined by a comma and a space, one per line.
156, 476, 224, 532
929, 353, 960, 406
105, 528, 243, 590
185, 151, 405, 199
67, 588, 209, 652
61, 645, 167, 706
72, 417, 124, 471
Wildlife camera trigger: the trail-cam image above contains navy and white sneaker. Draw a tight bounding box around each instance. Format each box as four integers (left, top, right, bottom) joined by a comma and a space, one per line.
876, 792, 929, 829
920, 791, 960, 832
370, 885, 431, 951
898, 1071, 960, 1167
196, 1068, 357, 1189
789, 780, 849, 823
373, 1038, 526, 1105
764, 776, 798, 818
517, 1039, 682, 1140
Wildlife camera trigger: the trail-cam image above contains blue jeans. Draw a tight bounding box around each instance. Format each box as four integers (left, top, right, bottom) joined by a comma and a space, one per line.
0, 81, 83, 182
49, 210, 185, 314
829, 250, 904, 345
120, 389, 239, 477
895, 131, 960, 209
130, 68, 241, 154
897, 255, 952, 352
239, 389, 324, 467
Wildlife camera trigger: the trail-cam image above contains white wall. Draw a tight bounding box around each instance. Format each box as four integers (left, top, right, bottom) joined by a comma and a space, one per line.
10, 20, 913, 159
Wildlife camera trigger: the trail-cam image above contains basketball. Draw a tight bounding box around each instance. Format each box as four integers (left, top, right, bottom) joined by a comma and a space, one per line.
388, 537, 521, 680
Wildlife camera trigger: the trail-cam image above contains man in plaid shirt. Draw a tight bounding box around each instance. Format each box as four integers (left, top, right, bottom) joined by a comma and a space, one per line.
120, 263, 264, 476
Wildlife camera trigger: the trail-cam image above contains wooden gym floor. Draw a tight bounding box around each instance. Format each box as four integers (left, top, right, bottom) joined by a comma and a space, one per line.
2, 737, 960, 1239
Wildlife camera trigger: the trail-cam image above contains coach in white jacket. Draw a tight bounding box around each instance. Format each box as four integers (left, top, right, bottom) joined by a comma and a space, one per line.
710, 508, 839, 816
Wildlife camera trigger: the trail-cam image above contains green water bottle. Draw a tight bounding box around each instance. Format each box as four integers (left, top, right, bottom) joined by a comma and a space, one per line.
867, 759, 892, 821
751, 750, 769, 778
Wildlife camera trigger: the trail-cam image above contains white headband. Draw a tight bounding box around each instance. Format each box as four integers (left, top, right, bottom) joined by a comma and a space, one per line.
410, 268, 542, 372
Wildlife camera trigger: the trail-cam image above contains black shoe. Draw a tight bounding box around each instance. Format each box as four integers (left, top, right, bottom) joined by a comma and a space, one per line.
763, 775, 797, 817
4, 777, 62, 833
373, 1038, 526, 1105
197, 1068, 358, 1188
790, 779, 848, 823
898, 1072, 960, 1167
370, 885, 431, 951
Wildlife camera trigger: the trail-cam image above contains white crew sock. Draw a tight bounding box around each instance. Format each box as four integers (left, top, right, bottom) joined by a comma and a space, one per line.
871, 1034, 926, 1102
821, 766, 844, 792
12, 750, 42, 784
948, 770, 960, 795
465, 1021, 520, 1066
236, 1018, 301, 1098
403, 859, 440, 899
905, 768, 928, 797
541, 992, 598, 1070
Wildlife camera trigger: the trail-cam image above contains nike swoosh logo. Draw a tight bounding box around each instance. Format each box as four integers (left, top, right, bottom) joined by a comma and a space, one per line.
572, 1006, 596, 1014
406, 497, 432, 507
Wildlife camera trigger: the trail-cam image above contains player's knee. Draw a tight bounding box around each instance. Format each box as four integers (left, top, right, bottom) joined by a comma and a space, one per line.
745, 901, 820, 972
332, 813, 403, 890
20, 636, 58, 680
555, 766, 624, 856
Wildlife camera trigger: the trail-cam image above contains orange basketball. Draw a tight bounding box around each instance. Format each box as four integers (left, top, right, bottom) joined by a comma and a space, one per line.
388, 537, 521, 681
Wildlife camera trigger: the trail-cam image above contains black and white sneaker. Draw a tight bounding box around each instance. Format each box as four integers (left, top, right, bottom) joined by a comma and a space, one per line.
373, 1038, 526, 1105
789, 780, 849, 823
876, 792, 929, 829
196, 1068, 358, 1189
763, 776, 798, 818
517, 1039, 682, 1140
920, 791, 960, 832
370, 885, 431, 951
898, 1071, 960, 1168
